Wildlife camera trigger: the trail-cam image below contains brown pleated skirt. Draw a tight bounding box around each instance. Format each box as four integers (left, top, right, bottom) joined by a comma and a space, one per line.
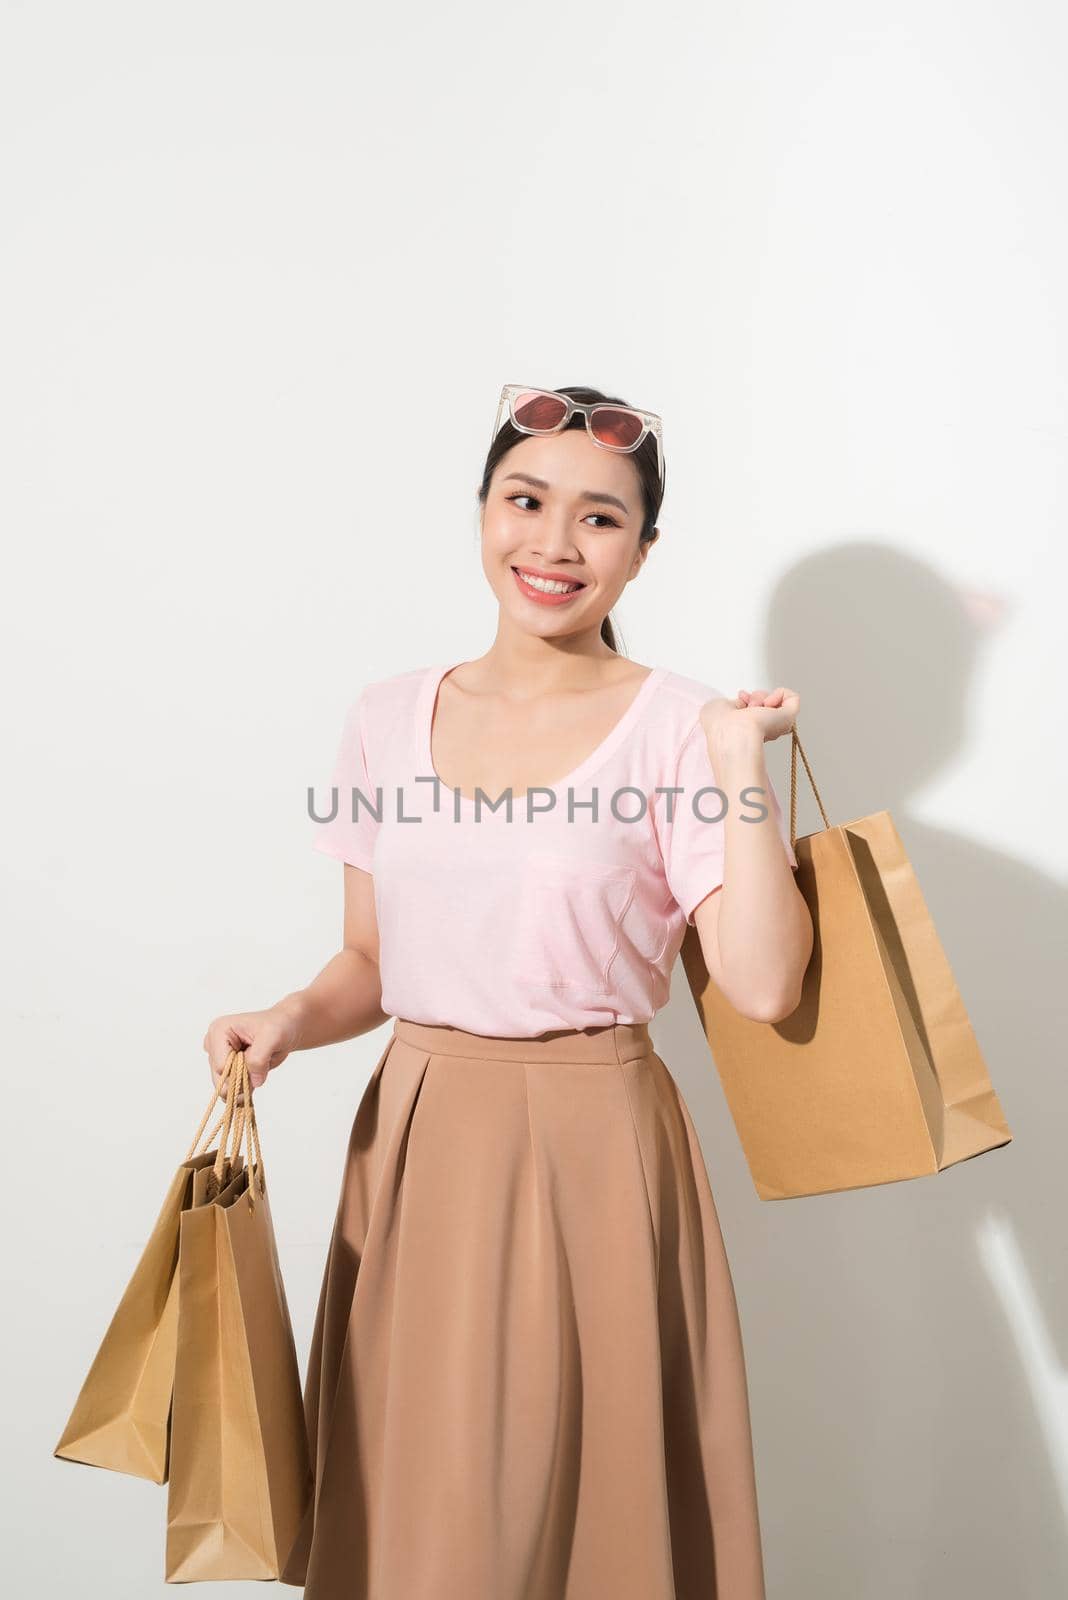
279, 1017, 767, 1599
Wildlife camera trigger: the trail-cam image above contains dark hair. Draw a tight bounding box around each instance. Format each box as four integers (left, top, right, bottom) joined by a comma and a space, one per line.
476, 384, 665, 655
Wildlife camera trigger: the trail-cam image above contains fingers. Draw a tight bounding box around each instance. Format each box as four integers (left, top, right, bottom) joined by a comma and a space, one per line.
211, 1049, 253, 1111
738, 686, 796, 708
204, 1015, 275, 1102
205, 1020, 245, 1074
209, 1048, 239, 1102
205, 1020, 247, 1103
735, 686, 801, 740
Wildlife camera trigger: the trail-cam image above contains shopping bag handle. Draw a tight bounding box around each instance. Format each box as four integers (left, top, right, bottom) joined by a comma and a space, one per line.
221, 1051, 264, 1212
211, 1043, 263, 1203
184, 1048, 265, 1212
186, 1047, 242, 1161
787, 726, 831, 850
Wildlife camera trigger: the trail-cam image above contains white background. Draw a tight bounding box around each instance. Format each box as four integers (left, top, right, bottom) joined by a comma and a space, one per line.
4, 2, 1066, 1594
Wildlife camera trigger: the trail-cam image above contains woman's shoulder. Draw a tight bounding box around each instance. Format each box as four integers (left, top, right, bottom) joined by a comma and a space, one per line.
652, 666, 729, 732
347, 662, 435, 715
325, 665, 434, 767
618, 668, 730, 787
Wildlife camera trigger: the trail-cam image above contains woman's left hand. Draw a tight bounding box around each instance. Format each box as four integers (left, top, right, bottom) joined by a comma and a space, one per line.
700, 685, 800, 745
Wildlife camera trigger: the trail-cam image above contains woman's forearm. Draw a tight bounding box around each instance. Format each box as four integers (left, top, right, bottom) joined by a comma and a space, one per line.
274, 947, 389, 1052
700, 730, 813, 1021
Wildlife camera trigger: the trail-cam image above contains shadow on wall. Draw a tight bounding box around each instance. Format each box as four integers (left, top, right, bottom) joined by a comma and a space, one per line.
654, 540, 1067, 1598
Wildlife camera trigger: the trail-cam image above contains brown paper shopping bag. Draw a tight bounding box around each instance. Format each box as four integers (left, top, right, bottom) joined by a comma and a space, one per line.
165, 1049, 312, 1583
681, 726, 1013, 1200
53, 1061, 248, 1481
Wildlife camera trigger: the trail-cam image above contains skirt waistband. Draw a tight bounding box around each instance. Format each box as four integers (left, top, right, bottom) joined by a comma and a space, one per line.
392, 1017, 654, 1065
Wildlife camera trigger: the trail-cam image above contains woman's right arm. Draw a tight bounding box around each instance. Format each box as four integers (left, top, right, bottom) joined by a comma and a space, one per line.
203, 864, 388, 1095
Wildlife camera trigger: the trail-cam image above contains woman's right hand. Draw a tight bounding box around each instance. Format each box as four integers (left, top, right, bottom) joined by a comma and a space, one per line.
203, 999, 305, 1101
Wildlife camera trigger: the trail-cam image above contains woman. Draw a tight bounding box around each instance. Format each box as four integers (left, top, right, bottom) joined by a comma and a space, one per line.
204, 383, 813, 1600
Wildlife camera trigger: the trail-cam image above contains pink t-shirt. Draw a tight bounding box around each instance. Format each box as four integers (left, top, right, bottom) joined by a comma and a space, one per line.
311, 660, 799, 1037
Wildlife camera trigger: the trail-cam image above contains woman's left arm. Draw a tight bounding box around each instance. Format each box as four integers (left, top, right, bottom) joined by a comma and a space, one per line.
690, 686, 814, 1023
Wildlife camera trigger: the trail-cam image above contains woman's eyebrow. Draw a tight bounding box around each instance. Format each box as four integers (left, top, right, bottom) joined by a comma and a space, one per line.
502, 472, 630, 516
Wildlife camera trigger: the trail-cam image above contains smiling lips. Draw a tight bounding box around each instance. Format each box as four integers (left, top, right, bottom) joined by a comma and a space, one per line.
511, 566, 587, 607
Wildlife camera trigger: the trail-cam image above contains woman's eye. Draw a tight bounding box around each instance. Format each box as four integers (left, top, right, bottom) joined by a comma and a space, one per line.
505, 493, 619, 528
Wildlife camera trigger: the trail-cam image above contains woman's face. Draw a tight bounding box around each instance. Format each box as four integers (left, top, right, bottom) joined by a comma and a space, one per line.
480, 428, 657, 640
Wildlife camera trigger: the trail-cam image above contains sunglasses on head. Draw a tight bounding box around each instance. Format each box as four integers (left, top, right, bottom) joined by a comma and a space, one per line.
493, 385, 664, 492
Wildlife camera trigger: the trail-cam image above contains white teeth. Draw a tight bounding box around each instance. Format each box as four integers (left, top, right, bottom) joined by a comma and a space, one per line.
516, 569, 582, 595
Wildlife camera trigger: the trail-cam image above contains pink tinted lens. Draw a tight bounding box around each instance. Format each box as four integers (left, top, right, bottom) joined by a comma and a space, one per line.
512, 389, 569, 431
589, 406, 645, 451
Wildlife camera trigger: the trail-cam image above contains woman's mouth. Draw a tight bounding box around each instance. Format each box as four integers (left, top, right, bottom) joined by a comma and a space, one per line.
511, 566, 587, 607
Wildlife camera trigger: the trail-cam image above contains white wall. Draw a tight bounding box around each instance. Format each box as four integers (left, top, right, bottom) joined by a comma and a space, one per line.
4, 3, 1065, 1594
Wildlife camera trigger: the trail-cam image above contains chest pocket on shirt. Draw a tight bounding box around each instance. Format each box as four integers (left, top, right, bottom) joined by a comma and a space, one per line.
511, 855, 637, 995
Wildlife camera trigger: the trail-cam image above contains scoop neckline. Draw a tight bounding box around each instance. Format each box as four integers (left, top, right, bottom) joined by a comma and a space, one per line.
419, 658, 669, 811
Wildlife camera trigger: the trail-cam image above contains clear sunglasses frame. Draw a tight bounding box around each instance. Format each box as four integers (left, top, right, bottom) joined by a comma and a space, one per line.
492, 384, 664, 490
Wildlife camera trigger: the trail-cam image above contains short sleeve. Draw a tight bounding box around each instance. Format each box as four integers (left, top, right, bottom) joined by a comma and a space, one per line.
311, 691, 380, 872
659, 718, 799, 925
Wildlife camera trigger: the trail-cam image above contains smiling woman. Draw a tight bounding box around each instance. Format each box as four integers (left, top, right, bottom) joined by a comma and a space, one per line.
504, 470, 633, 602
479, 388, 666, 655
206, 381, 809, 1600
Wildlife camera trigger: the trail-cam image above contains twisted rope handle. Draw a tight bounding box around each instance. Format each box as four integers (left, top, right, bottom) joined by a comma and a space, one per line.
212, 1050, 249, 1187
787, 725, 831, 850
186, 1049, 250, 1156
186, 1049, 240, 1162
233, 1050, 265, 1214
183, 1048, 265, 1212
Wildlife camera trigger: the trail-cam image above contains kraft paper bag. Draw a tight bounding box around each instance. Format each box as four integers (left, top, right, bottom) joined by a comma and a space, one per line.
680, 727, 1013, 1201
53, 1068, 248, 1482
166, 1050, 312, 1583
